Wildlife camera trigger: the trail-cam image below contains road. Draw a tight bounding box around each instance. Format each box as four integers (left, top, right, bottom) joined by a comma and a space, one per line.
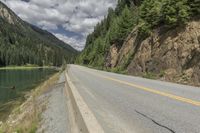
67, 65, 200, 133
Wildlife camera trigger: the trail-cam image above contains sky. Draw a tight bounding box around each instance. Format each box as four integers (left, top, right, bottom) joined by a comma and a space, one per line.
1, 0, 117, 51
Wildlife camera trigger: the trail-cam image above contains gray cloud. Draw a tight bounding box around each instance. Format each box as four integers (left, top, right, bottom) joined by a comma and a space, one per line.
55, 33, 85, 51
1, 0, 117, 50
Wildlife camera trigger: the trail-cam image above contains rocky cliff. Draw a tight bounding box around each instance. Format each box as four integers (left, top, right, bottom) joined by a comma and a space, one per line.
106, 20, 200, 86
76, 0, 200, 86
0, 2, 17, 24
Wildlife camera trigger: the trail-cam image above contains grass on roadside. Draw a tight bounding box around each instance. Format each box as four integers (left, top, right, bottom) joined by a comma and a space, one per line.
0, 66, 51, 70
0, 72, 60, 133
143, 72, 157, 79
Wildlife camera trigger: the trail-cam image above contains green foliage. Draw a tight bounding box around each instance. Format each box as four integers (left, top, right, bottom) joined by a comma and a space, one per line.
77, 1, 139, 67
138, 0, 192, 35
29, 122, 37, 133
15, 122, 37, 133
111, 5, 139, 45
77, 0, 199, 71
140, 0, 162, 26
161, 0, 190, 26
143, 72, 157, 79
159, 70, 165, 77
111, 66, 127, 74
118, 6, 137, 40
188, 0, 200, 16
16, 128, 23, 133
0, 2, 77, 67
115, 0, 127, 15
108, 17, 121, 43
138, 22, 151, 38
121, 52, 134, 70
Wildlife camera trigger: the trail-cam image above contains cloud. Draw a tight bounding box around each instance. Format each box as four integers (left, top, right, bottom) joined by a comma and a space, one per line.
64, 17, 100, 36
37, 21, 58, 30
1, 0, 117, 50
55, 33, 85, 51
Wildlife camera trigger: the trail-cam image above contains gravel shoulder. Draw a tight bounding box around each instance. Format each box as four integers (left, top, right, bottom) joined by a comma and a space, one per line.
37, 73, 69, 133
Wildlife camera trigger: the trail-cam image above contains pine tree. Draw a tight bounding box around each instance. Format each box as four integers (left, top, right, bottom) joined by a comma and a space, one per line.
115, 0, 127, 15
140, 0, 162, 27
108, 17, 120, 43
162, 0, 190, 26
118, 5, 135, 39
188, 0, 200, 16
106, 8, 116, 30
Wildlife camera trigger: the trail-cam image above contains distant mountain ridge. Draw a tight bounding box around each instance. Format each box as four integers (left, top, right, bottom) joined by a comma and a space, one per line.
29, 24, 77, 53
0, 1, 77, 67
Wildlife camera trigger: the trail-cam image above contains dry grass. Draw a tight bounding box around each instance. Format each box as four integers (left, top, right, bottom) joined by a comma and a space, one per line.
0, 72, 60, 133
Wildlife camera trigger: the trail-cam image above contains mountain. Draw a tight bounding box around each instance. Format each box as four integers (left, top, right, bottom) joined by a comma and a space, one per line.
76, 0, 200, 86
0, 1, 78, 67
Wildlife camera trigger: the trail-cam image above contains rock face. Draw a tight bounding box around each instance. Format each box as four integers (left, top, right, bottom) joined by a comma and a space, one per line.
0, 2, 18, 24
105, 44, 120, 68
107, 20, 200, 86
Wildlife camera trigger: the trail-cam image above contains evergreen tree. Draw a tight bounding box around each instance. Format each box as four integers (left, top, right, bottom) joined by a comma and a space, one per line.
161, 0, 190, 26
109, 17, 120, 43
188, 0, 200, 16
115, 0, 127, 15
106, 8, 116, 30
118, 5, 135, 40
76, 0, 199, 69
140, 0, 162, 27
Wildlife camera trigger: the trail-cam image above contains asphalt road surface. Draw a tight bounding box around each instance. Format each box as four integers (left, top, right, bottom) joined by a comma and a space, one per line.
68, 65, 200, 133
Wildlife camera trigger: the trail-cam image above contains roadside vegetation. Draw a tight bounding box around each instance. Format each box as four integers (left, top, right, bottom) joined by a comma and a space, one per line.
76, 0, 200, 73
0, 64, 49, 70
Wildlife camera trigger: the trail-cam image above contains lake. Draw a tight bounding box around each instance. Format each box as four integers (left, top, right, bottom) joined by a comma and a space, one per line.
0, 68, 57, 121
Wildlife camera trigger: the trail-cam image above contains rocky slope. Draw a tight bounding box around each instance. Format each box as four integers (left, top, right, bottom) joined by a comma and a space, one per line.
76, 0, 200, 86
106, 20, 200, 86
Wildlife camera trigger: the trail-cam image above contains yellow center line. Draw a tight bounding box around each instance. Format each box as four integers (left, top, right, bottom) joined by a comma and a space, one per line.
80, 68, 200, 107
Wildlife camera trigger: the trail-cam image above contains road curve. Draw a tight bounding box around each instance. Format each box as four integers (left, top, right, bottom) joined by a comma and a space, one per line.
67, 65, 200, 133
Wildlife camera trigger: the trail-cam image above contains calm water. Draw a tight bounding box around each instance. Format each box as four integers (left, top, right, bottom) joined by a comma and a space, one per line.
0, 68, 57, 121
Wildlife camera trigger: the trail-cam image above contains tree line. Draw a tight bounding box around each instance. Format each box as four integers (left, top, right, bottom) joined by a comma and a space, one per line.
76, 0, 199, 68
0, 16, 77, 67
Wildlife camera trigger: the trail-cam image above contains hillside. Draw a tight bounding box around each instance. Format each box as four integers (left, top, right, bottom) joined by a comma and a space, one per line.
0, 2, 78, 67
76, 0, 200, 86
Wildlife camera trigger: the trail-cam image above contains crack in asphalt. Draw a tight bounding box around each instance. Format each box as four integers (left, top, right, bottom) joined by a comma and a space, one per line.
135, 110, 175, 133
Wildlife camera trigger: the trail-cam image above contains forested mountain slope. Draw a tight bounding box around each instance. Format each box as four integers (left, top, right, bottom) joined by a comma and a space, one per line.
0, 2, 78, 67
76, 0, 200, 86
